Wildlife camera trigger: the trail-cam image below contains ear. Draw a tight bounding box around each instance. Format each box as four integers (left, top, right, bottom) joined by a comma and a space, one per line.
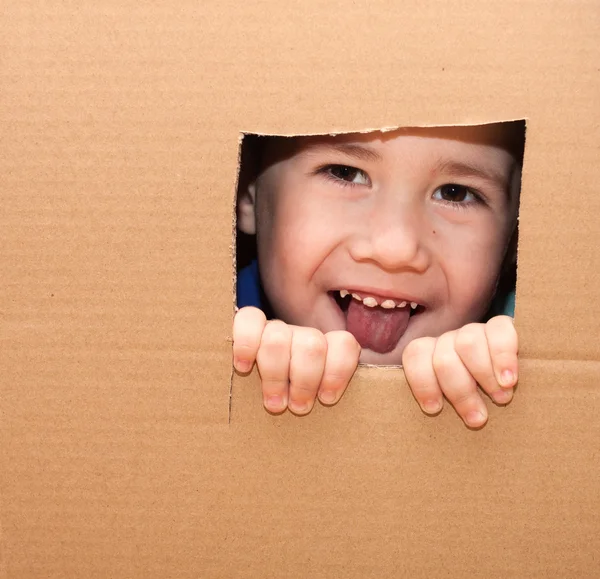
237, 181, 257, 235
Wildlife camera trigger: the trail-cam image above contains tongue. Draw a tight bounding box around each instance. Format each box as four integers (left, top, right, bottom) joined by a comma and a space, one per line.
346, 300, 410, 354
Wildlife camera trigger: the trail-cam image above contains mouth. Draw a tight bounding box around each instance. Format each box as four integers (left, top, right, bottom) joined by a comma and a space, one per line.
329, 288, 425, 354
331, 289, 426, 316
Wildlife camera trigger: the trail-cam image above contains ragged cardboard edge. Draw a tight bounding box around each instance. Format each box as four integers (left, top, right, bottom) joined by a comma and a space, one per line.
238, 117, 528, 138
229, 119, 528, 421
228, 134, 247, 424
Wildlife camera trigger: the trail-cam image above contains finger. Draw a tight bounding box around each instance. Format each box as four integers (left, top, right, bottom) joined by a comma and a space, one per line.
288, 327, 328, 415
318, 331, 361, 406
232, 306, 267, 373
432, 331, 488, 428
485, 316, 519, 389
256, 320, 293, 413
454, 323, 513, 406
402, 337, 444, 415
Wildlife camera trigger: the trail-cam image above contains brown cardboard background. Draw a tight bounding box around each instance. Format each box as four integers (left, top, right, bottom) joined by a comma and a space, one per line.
1, 1, 599, 577
4, 361, 599, 577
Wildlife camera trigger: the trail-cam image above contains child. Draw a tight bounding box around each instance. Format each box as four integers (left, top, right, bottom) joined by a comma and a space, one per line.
233, 123, 524, 428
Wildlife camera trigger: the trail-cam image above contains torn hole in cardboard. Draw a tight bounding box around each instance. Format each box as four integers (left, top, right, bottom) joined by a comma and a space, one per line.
232, 121, 526, 382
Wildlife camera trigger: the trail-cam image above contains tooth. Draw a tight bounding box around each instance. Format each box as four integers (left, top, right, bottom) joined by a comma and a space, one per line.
363, 296, 378, 308
410, 302, 418, 310
351, 293, 362, 301
340, 290, 349, 298
398, 301, 407, 308
381, 299, 396, 309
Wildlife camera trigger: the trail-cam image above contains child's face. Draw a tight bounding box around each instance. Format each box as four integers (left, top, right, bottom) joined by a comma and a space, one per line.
238, 125, 521, 365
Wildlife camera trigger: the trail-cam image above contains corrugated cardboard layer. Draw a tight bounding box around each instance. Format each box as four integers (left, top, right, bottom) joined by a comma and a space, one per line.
1, 1, 599, 577
3, 360, 599, 578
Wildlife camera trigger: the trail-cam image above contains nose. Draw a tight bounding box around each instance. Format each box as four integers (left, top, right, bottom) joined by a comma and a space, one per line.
348, 197, 431, 272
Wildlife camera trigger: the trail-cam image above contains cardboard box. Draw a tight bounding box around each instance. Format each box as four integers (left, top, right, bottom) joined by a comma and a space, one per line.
1, 1, 599, 577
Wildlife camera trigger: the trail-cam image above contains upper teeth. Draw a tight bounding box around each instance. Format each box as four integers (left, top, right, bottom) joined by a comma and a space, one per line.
339, 290, 418, 310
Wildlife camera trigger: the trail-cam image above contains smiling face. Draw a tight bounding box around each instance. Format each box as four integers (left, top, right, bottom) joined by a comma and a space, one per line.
237, 124, 522, 365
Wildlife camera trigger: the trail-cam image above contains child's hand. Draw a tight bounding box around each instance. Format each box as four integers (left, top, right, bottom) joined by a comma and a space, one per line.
233, 306, 361, 415
401, 315, 518, 428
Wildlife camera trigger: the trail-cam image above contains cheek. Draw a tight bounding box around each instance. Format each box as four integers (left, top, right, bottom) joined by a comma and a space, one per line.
255, 195, 338, 324
438, 216, 509, 311
254, 188, 326, 302
259, 191, 336, 262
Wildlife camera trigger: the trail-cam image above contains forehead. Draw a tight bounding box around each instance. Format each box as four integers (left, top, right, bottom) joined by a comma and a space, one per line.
259, 123, 525, 173
294, 123, 524, 159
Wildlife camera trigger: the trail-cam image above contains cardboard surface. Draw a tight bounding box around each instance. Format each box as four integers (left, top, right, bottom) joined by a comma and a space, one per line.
2, 1, 599, 577
4, 361, 600, 577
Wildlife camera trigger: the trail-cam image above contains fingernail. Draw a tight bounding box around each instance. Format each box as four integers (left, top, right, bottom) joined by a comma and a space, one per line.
466, 409, 487, 427
235, 358, 252, 373
500, 369, 515, 387
319, 390, 337, 404
265, 395, 284, 411
422, 399, 442, 414
493, 389, 513, 404
289, 401, 310, 414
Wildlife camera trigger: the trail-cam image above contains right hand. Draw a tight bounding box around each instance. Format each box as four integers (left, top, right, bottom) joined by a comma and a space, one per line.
233, 306, 361, 415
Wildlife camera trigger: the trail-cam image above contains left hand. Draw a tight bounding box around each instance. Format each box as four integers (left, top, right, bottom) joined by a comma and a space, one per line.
401, 315, 518, 428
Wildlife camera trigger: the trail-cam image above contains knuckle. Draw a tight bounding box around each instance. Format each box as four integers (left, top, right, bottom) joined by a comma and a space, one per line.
261, 378, 287, 394
402, 337, 434, 364
486, 319, 518, 357
493, 349, 512, 364
321, 368, 352, 391
234, 342, 256, 357
432, 350, 456, 374
454, 324, 482, 354
289, 380, 318, 397
235, 306, 265, 327
242, 305, 264, 318
321, 375, 345, 390
262, 321, 292, 350
328, 330, 360, 352
295, 330, 327, 357
409, 381, 436, 398
449, 388, 478, 407
486, 315, 515, 338
488, 314, 513, 326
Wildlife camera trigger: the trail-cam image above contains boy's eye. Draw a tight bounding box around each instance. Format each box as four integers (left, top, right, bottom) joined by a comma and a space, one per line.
433, 183, 478, 204
326, 165, 370, 186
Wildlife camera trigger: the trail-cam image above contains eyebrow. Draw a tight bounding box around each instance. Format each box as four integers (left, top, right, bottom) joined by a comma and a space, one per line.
434, 159, 509, 190
308, 142, 383, 163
